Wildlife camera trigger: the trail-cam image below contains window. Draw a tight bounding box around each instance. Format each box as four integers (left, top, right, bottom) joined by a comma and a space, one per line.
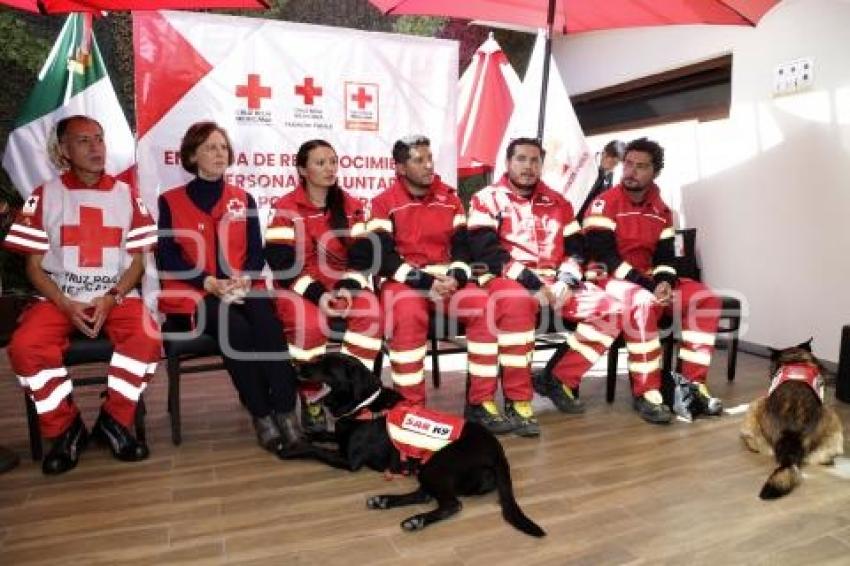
572, 55, 732, 135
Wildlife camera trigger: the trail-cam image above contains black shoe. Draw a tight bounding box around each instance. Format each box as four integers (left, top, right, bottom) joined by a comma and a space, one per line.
92, 410, 149, 462
633, 391, 673, 425
42, 415, 88, 475
464, 401, 515, 435
694, 382, 724, 416
273, 410, 305, 448
253, 415, 283, 452
532, 370, 585, 414
504, 400, 540, 438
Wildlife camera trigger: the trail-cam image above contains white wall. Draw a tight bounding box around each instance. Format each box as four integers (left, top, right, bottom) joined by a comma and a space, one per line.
554, 0, 850, 362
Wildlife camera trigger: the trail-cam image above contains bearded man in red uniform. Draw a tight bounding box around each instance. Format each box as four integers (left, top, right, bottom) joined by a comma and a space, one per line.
468, 138, 665, 429
583, 137, 723, 421
364, 135, 502, 431
4, 115, 161, 474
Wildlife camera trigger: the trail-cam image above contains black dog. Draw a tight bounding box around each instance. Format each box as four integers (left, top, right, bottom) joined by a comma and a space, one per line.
287, 352, 545, 537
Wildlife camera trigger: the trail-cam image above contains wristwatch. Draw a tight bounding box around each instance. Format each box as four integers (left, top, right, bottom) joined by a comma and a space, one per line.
106, 287, 124, 305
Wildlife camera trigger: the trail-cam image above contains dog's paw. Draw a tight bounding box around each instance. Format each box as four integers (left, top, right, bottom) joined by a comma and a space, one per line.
401, 515, 426, 531
367, 495, 390, 509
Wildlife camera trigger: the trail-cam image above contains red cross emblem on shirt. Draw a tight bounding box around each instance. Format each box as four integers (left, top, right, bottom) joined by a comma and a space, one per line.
351, 86, 373, 109
295, 77, 323, 105
227, 198, 246, 218
60, 206, 123, 267
236, 74, 272, 110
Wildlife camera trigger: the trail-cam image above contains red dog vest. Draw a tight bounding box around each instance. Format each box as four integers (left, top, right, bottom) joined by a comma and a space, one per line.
768, 363, 824, 402
385, 403, 465, 464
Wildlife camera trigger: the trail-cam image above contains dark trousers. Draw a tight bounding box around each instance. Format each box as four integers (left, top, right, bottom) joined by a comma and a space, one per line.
198, 293, 296, 417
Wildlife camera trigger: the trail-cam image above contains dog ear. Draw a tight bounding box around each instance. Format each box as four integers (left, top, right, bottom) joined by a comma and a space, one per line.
798, 337, 814, 352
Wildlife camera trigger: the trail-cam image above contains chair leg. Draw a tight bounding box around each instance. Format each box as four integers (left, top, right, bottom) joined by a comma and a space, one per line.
372, 348, 385, 380
135, 396, 147, 444
431, 335, 441, 389
167, 356, 182, 445
727, 331, 739, 382
662, 337, 676, 374
25, 393, 42, 461
606, 346, 619, 403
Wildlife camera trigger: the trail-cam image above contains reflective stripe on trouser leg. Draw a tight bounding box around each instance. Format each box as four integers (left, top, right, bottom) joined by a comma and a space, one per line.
551, 289, 622, 389
340, 291, 383, 369
101, 300, 162, 429
605, 279, 662, 396
676, 278, 720, 383
7, 301, 81, 438
486, 277, 538, 402
447, 284, 499, 404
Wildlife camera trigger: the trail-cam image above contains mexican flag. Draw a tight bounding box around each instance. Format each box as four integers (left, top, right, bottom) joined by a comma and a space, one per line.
2, 13, 135, 198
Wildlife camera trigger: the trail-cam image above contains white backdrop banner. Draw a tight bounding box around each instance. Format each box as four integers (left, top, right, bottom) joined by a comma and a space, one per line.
133, 10, 458, 216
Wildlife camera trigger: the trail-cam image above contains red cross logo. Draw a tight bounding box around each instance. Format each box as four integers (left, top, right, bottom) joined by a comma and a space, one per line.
351, 86, 373, 109
236, 74, 271, 110
295, 77, 323, 105
60, 206, 123, 267
227, 198, 246, 218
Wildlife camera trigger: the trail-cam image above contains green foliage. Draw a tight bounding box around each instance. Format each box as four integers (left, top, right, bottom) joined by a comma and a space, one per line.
0, 12, 53, 73
393, 15, 446, 37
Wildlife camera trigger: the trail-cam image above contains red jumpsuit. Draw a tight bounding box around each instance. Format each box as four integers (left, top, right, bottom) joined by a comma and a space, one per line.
265, 186, 382, 370
368, 176, 498, 405
583, 183, 720, 386
4, 172, 161, 438
468, 176, 661, 398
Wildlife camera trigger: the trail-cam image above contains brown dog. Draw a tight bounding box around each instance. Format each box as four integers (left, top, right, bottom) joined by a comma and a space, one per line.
740, 339, 844, 499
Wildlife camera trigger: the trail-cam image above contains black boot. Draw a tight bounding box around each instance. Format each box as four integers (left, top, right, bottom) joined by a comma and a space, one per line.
42, 414, 88, 475
273, 410, 305, 448
253, 415, 283, 452
92, 410, 150, 462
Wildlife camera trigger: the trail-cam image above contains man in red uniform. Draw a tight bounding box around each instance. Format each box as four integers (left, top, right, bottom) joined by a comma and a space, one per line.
468, 138, 664, 429
583, 137, 723, 421
4, 115, 161, 474
364, 136, 503, 431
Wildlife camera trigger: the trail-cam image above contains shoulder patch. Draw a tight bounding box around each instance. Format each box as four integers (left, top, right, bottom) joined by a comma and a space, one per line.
22, 194, 39, 216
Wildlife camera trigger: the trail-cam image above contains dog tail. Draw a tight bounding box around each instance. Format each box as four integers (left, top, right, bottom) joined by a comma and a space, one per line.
760, 430, 804, 500
494, 445, 546, 537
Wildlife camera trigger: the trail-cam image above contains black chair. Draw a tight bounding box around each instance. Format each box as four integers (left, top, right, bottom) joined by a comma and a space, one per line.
24, 332, 147, 461
161, 314, 224, 445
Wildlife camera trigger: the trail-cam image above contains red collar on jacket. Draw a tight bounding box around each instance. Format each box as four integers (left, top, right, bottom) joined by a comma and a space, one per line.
292, 184, 327, 212
61, 170, 116, 191
611, 182, 663, 209
389, 174, 453, 204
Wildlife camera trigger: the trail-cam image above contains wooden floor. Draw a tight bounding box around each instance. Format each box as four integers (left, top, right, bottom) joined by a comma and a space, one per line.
2, 348, 850, 566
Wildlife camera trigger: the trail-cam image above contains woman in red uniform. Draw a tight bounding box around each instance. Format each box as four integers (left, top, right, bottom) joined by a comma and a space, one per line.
265, 139, 383, 432
157, 121, 301, 455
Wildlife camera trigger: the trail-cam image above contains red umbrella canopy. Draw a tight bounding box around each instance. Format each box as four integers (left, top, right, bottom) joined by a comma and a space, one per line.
457, 34, 520, 177
370, 0, 779, 32
1, 0, 268, 14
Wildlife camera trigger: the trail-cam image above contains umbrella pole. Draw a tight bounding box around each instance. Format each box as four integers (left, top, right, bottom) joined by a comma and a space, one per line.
536, 0, 556, 141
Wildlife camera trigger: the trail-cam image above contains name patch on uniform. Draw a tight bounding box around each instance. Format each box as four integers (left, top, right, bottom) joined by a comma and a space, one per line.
401, 412, 455, 440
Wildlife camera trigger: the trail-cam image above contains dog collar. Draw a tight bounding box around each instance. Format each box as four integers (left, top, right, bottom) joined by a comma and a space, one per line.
339, 388, 382, 419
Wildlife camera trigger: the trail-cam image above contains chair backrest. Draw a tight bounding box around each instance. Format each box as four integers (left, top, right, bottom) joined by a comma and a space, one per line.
671, 228, 701, 282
